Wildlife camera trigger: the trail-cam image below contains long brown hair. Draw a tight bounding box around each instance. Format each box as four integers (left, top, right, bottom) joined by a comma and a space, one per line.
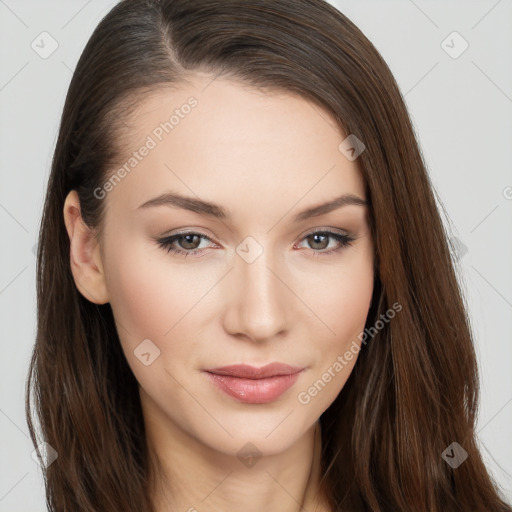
26, 0, 512, 510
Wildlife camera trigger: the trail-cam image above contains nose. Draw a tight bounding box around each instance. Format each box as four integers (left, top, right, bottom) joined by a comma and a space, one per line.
221, 246, 289, 344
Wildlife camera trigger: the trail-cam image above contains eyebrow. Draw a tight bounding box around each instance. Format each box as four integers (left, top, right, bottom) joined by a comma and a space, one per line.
137, 191, 368, 222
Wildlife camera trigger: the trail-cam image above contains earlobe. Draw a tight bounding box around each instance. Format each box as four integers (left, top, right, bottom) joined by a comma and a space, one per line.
63, 190, 109, 304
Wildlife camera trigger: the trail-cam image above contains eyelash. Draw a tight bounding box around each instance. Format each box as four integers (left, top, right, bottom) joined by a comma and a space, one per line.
156, 230, 355, 258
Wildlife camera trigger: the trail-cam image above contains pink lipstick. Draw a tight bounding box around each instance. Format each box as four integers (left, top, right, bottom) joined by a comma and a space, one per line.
204, 363, 304, 404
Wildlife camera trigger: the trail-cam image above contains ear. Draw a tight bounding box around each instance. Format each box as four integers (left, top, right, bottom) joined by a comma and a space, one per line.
63, 190, 109, 304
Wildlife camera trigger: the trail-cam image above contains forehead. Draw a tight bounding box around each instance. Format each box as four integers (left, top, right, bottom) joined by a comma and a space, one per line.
104, 74, 366, 216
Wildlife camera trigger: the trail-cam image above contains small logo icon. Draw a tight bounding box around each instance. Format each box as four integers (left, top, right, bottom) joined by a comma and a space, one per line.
236, 236, 264, 264
449, 236, 468, 261
441, 31, 469, 59
31, 441, 58, 468
442, 442, 468, 468
31, 31, 59, 59
338, 134, 366, 161
134, 339, 161, 366
237, 442, 262, 468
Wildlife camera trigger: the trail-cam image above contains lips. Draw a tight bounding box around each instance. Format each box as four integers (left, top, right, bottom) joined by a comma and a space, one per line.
204, 363, 304, 404
207, 363, 303, 379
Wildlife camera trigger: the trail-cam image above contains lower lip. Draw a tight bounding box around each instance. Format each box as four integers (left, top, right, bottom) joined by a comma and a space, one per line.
204, 371, 302, 404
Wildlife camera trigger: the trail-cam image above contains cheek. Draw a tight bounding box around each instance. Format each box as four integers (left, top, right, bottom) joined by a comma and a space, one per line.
306, 250, 374, 352
103, 244, 206, 405
104, 240, 203, 342
102, 240, 224, 382
107, 258, 172, 342
330, 268, 374, 346
297, 248, 374, 403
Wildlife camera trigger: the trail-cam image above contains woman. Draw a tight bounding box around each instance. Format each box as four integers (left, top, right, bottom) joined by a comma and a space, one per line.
26, 0, 512, 510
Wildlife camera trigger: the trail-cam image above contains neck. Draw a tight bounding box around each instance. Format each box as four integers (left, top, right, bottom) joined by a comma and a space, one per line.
144, 406, 329, 512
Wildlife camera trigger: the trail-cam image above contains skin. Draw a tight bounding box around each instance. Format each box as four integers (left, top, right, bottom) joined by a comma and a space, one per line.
63, 73, 375, 512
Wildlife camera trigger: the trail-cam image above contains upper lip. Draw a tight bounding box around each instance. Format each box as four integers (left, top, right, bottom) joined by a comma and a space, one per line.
205, 363, 304, 379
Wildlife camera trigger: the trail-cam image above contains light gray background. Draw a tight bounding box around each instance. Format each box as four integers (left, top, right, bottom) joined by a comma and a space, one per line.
1, 0, 511, 510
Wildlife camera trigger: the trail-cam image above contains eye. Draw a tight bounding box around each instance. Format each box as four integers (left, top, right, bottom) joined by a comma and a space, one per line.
156, 232, 216, 258
295, 230, 355, 256
156, 229, 356, 258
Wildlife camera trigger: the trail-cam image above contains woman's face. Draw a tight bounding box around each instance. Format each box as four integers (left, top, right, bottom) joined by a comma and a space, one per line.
96, 74, 374, 457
